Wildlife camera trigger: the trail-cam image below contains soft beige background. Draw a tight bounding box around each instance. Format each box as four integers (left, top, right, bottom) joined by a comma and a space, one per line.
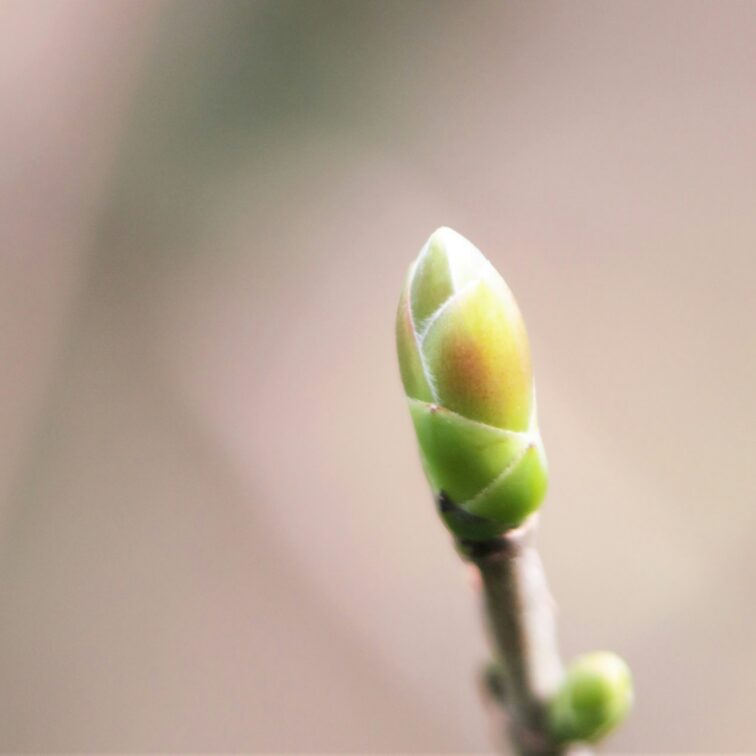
1, 0, 755, 752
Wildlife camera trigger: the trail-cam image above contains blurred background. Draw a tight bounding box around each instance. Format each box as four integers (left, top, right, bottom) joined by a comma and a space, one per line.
1, 0, 755, 751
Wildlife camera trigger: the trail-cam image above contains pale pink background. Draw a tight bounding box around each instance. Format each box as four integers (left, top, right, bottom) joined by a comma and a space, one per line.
1, 1, 755, 752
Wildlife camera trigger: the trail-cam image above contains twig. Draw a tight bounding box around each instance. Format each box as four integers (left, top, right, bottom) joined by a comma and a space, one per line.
459, 516, 592, 756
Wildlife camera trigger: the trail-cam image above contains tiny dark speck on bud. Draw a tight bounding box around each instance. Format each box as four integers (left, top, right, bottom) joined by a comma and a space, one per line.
438, 490, 453, 513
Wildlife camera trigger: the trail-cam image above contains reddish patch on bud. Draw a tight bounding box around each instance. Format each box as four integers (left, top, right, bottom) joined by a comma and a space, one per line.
446, 334, 494, 406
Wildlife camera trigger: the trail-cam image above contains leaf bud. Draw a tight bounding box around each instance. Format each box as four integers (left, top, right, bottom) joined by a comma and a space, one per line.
548, 651, 633, 743
396, 227, 547, 540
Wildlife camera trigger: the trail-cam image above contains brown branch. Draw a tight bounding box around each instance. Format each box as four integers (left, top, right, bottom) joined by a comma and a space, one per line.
459, 516, 592, 756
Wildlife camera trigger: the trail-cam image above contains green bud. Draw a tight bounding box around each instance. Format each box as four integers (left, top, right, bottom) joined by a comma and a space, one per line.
548, 652, 633, 744
396, 227, 548, 540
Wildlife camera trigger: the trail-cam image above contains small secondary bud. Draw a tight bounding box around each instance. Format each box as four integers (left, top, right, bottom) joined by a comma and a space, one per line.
396, 227, 547, 540
548, 652, 633, 744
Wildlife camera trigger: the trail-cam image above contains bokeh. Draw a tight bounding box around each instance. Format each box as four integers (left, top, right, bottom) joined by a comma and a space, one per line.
1, 0, 755, 751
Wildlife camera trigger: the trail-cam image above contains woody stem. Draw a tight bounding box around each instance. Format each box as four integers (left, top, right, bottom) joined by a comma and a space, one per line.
459, 517, 592, 756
